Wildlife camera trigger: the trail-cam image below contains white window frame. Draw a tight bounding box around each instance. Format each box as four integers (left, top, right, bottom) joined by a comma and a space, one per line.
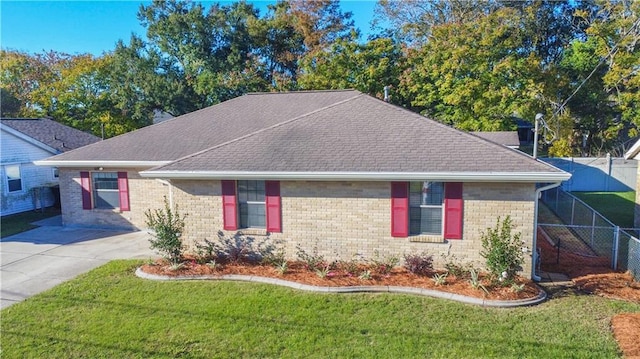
91, 172, 120, 209
409, 181, 444, 235
237, 180, 266, 229
4, 164, 24, 193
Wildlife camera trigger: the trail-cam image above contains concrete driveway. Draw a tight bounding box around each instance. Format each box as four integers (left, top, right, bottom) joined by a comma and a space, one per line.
1, 216, 156, 309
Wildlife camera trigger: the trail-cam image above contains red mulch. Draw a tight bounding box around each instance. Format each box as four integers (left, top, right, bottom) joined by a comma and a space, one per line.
140, 258, 541, 301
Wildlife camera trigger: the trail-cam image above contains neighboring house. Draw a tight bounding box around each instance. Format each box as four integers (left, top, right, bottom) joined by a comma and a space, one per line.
473, 131, 521, 149
1, 118, 100, 216
36, 90, 570, 279
624, 139, 640, 228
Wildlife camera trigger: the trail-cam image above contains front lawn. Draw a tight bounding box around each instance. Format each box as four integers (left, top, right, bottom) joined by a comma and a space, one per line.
1, 261, 638, 358
0, 207, 61, 238
571, 191, 635, 228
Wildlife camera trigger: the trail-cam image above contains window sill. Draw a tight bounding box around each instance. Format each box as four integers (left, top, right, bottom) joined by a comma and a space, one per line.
408, 235, 445, 243
238, 228, 269, 236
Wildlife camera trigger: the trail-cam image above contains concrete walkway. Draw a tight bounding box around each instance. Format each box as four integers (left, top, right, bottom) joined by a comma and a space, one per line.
1, 217, 155, 309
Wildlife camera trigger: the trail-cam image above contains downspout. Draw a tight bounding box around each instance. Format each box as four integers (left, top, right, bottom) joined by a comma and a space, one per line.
156, 179, 174, 207
532, 181, 563, 281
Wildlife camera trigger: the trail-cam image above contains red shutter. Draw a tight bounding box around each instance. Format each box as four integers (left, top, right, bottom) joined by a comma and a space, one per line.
117, 172, 130, 211
444, 182, 463, 239
80, 171, 92, 210
221, 180, 238, 230
391, 182, 409, 237
265, 181, 282, 233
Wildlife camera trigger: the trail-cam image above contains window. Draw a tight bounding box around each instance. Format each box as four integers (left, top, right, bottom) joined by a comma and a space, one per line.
409, 181, 444, 235
5, 165, 23, 192
237, 180, 266, 228
81, 171, 130, 211
92, 172, 119, 209
222, 180, 281, 233
391, 182, 463, 239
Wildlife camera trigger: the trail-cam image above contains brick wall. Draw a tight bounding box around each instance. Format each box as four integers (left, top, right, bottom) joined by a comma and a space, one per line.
170, 180, 536, 278
59, 168, 168, 229
59, 173, 537, 277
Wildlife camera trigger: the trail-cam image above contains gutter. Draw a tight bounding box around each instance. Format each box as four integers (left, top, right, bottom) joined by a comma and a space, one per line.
139, 170, 571, 183
33, 160, 171, 168
532, 182, 563, 281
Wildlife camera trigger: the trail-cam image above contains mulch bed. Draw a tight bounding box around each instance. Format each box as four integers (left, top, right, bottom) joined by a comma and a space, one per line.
140, 258, 541, 301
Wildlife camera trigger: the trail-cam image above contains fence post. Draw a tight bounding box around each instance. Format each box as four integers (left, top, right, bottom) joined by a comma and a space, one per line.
612, 226, 619, 270
571, 197, 575, 225
591, 212, 596, 248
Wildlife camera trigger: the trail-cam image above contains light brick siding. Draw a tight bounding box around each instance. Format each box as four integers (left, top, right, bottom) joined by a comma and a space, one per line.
171, 180, 536, 278
59, 168, 168, 229
60, 173, 536, 277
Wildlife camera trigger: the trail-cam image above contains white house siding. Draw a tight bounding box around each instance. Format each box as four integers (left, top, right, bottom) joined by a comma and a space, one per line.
1, 130, 57, 216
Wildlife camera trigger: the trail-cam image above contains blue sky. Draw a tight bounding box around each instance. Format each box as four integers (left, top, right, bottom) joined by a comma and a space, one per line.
1, 1, 379, 56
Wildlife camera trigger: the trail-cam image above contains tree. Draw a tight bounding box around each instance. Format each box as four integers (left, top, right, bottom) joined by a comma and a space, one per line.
373, 0, 498, 45
298, 36, 406, 102
400, 7, 545, 130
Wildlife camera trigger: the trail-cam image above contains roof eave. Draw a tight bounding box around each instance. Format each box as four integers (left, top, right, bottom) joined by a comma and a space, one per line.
624, 139, 640, 160
139, 170, 572, 182
33, 160, 172, 168
1, 124, 58, 154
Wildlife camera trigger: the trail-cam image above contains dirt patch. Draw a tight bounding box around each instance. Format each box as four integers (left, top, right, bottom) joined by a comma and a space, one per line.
612, 314, 640, 359
140, 258, 541, 301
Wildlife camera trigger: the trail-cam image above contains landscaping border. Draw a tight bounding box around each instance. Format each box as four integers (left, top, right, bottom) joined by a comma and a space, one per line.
135, 267, 547, 308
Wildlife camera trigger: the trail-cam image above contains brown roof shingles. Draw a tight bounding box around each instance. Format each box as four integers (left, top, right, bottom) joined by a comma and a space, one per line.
47, 90, 362, 162
154, 93, 558, 174
1, 118, 100, 153
42, 90, 566, 177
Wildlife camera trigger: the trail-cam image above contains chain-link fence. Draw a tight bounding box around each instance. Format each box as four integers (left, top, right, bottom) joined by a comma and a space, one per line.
540, 187, 640, 281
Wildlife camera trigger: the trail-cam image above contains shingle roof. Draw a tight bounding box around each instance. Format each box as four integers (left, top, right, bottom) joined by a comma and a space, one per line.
473, 131, 520, 148
46, 90, 361, 162
41, 90, 569, 181
1, 118, 100, 153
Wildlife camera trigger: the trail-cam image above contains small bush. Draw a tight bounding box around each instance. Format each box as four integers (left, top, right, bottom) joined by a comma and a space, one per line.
336, 258, 360, 277
480, 216, 524, 284
145, 197, 187, 265
432, 272, 448, 285
199, 231, 279, 264
369, 250, 399, 275
403, 252, 433, 276
296, 244, 327, 272
359, 270, 372, 280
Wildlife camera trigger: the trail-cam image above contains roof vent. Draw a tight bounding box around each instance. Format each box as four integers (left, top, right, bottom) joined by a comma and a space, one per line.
384, 86, 390, 102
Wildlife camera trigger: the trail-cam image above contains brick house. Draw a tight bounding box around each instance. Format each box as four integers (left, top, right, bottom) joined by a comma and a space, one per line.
625, 139, 640, 228
36, 90, 570, 279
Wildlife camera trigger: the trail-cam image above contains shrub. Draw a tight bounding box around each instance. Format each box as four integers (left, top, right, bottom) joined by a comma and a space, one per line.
480, 216, 524, 284
296, 244, 326, 272
145, 197, 187, 265
198, 231, 279, 264
403, 252, 433, 276
336, 258, 360, 277
431, 272, 448, 285
369, 250, 399, 275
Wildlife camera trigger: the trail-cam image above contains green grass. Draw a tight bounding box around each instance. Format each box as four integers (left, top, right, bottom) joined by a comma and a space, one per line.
0, 207, 61, 238
2, 260, 638, 358
571, 192, 635, 228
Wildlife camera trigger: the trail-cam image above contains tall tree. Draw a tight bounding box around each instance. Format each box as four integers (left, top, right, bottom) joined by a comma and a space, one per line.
399, 7, 545, 130
298, 36, 406, 102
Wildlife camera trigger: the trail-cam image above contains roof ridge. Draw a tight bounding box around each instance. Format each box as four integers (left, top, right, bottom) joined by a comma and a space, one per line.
245, 89, 357, 95
151, 91, 365, 170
